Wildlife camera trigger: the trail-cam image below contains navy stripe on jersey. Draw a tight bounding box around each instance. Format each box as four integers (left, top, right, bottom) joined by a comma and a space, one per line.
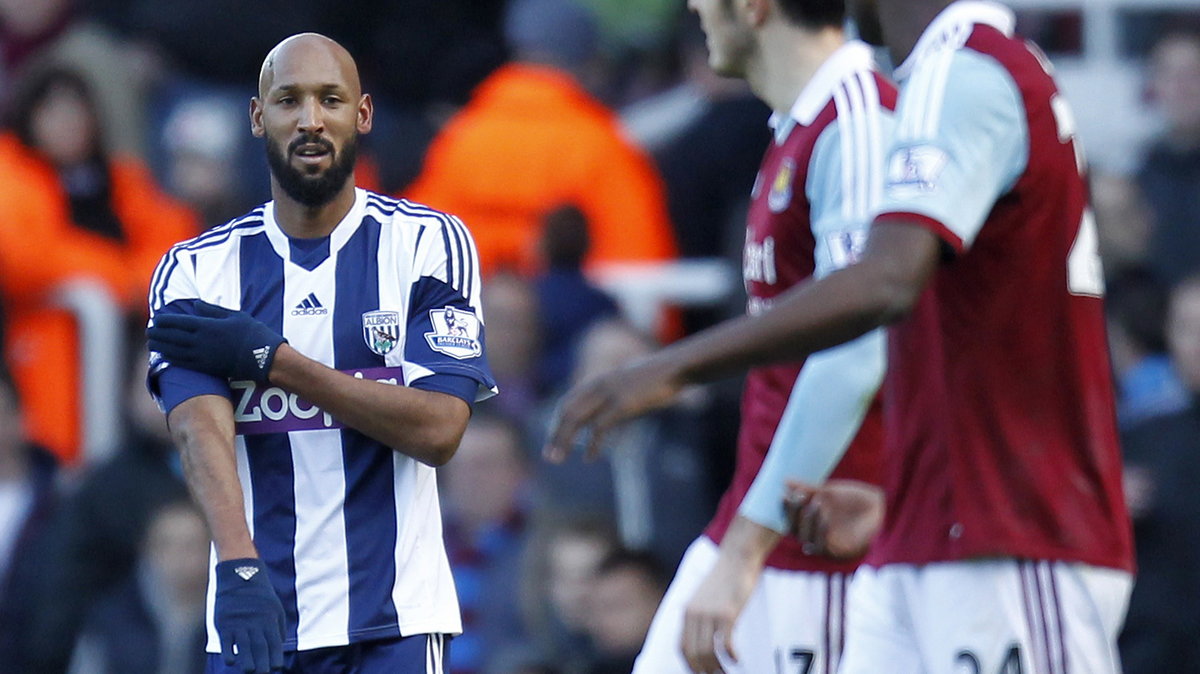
150, 210, 264, 311
238, 232, 301, 644
333, 214, 402, 635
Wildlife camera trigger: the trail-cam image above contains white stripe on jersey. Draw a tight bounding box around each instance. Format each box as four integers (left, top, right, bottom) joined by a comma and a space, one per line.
896, 21, 971, 142
832, 72, 887, 223
148, 209, 266, 313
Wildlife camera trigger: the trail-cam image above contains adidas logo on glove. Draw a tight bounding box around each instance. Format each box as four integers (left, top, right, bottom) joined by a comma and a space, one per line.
253, 346, 272, 371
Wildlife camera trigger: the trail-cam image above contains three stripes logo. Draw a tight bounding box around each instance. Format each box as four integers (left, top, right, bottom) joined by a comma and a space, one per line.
291, 293, 328, 316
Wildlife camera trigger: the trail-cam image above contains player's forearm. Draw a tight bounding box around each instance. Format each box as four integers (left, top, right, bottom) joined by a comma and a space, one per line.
169, 395, 257, 561
268, 345, 469, 466
667, 224, 934, 385
740, 330, 886, 533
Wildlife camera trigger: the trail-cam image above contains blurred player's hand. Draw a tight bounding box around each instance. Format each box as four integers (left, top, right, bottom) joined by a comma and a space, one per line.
680, 555, 757, 674
785, 479, 884, 560
543, 355, 683, 463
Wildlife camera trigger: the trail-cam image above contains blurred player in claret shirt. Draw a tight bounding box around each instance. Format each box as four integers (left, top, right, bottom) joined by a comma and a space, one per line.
547, 0, 897, 671
550, 0, 1134, 672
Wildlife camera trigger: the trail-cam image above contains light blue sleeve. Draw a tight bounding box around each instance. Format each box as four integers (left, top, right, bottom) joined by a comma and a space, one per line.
737, 94, 892, 534
877, 49, 1028, 250
738, 330, 886, 533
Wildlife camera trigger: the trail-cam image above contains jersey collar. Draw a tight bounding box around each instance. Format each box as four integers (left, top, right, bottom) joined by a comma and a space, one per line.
769, 40, 876, 144
263, 187, 368, 267
893, 0, 1015, 81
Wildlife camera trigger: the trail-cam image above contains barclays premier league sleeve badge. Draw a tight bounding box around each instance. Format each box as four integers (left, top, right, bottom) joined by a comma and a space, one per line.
362, 310, 401, 356
425, 306, 483, 360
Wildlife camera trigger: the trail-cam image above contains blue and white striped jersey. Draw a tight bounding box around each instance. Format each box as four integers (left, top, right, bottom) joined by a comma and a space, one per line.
147, 188, 496, 651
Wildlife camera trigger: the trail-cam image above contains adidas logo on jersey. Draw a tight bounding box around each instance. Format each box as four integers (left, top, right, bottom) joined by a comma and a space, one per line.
291, 293, 328, 316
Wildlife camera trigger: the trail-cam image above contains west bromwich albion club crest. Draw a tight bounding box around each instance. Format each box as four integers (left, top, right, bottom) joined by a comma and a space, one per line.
768, 158, 795, 213
362, 310, 401, 356
425, 306, 482, 360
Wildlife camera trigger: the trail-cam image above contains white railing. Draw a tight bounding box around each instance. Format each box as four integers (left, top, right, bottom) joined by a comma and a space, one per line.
53, 280, 124, 464
589, 258, 740, 334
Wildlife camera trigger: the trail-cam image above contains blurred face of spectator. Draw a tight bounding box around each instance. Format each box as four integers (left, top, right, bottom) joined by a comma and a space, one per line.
481, 274, 540, 380
0, 0, 67, 38
1167, 280, 1200, 390
30, 83, 98, 167
572, 320, 655, 387
1091, 174, 1151, 272
587, 565, 663, 656
252, 37, 371, 208
548, 533, 612, 630
144, 503, 210, 603
442, 419, 526, 530
688, 0, 757, 78
1150, 34, 1200, 138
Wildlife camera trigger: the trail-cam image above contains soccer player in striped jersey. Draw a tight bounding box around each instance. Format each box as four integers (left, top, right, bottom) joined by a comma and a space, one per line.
556, 0, 1136, 672
547, 1, 895, 672
146, 34, 494, 674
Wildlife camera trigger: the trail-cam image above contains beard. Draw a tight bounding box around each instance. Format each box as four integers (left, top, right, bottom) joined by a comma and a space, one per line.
266, 132, 358, 208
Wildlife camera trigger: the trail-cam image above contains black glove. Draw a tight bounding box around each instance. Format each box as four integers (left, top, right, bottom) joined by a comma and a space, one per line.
214, 558, 286, 673
148, 301, 286, 384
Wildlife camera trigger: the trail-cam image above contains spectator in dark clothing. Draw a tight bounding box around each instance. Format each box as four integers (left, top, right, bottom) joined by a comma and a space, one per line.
23, 351, 188, 674
0, 364, 60, 673
1120, 275, 1200, 673
1106, 268, 1188, 427
1137, 31, 1200, 287
68, 498, 209, 674
534, 205, 619, 395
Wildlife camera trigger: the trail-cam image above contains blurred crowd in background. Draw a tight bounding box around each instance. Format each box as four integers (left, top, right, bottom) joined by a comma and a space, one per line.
0, 0, 1197, 672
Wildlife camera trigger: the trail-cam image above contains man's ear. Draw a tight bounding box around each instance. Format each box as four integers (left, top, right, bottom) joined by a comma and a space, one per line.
357, 93, 374, 135
250, 97, 265, 138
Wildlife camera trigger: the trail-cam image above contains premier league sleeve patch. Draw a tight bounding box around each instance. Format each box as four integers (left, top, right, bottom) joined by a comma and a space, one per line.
424, 306, 483, 360
885, 145, 948, 200
363, 310, 401, 356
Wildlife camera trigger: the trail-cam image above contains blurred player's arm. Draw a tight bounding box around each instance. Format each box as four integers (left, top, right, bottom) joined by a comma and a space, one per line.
680, 330, 886, 672
546, 223, 940, 459
168, 394, 256, 560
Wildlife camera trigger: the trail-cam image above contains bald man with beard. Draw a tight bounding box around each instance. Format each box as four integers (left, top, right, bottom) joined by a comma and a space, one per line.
145, 34, 496, 674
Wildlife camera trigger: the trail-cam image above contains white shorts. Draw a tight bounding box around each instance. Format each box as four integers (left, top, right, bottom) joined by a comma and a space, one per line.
838, 559, 1132, 674
633, 536, 852, 674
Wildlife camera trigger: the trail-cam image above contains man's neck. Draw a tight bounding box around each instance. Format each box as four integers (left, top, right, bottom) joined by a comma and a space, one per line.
271, 181, 358, 239
879, 0, 951, 67
751, 24, 846, 117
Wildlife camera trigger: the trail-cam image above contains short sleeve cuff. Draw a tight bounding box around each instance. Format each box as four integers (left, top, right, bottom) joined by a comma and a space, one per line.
409, 373, 483, 408
874, 211, 965, 255
152, 365, 231, 415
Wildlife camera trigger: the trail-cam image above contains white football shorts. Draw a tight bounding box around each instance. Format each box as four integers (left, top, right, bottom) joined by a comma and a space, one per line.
837, 559, 1132, 674
633, 536, 853, 674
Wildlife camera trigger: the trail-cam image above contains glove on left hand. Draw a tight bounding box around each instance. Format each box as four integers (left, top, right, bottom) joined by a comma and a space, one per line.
148, 301, 287, 384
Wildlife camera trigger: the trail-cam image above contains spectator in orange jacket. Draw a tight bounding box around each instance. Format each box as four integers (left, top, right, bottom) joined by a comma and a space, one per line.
0, 66, 197, 464
405, 0, 677, 277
